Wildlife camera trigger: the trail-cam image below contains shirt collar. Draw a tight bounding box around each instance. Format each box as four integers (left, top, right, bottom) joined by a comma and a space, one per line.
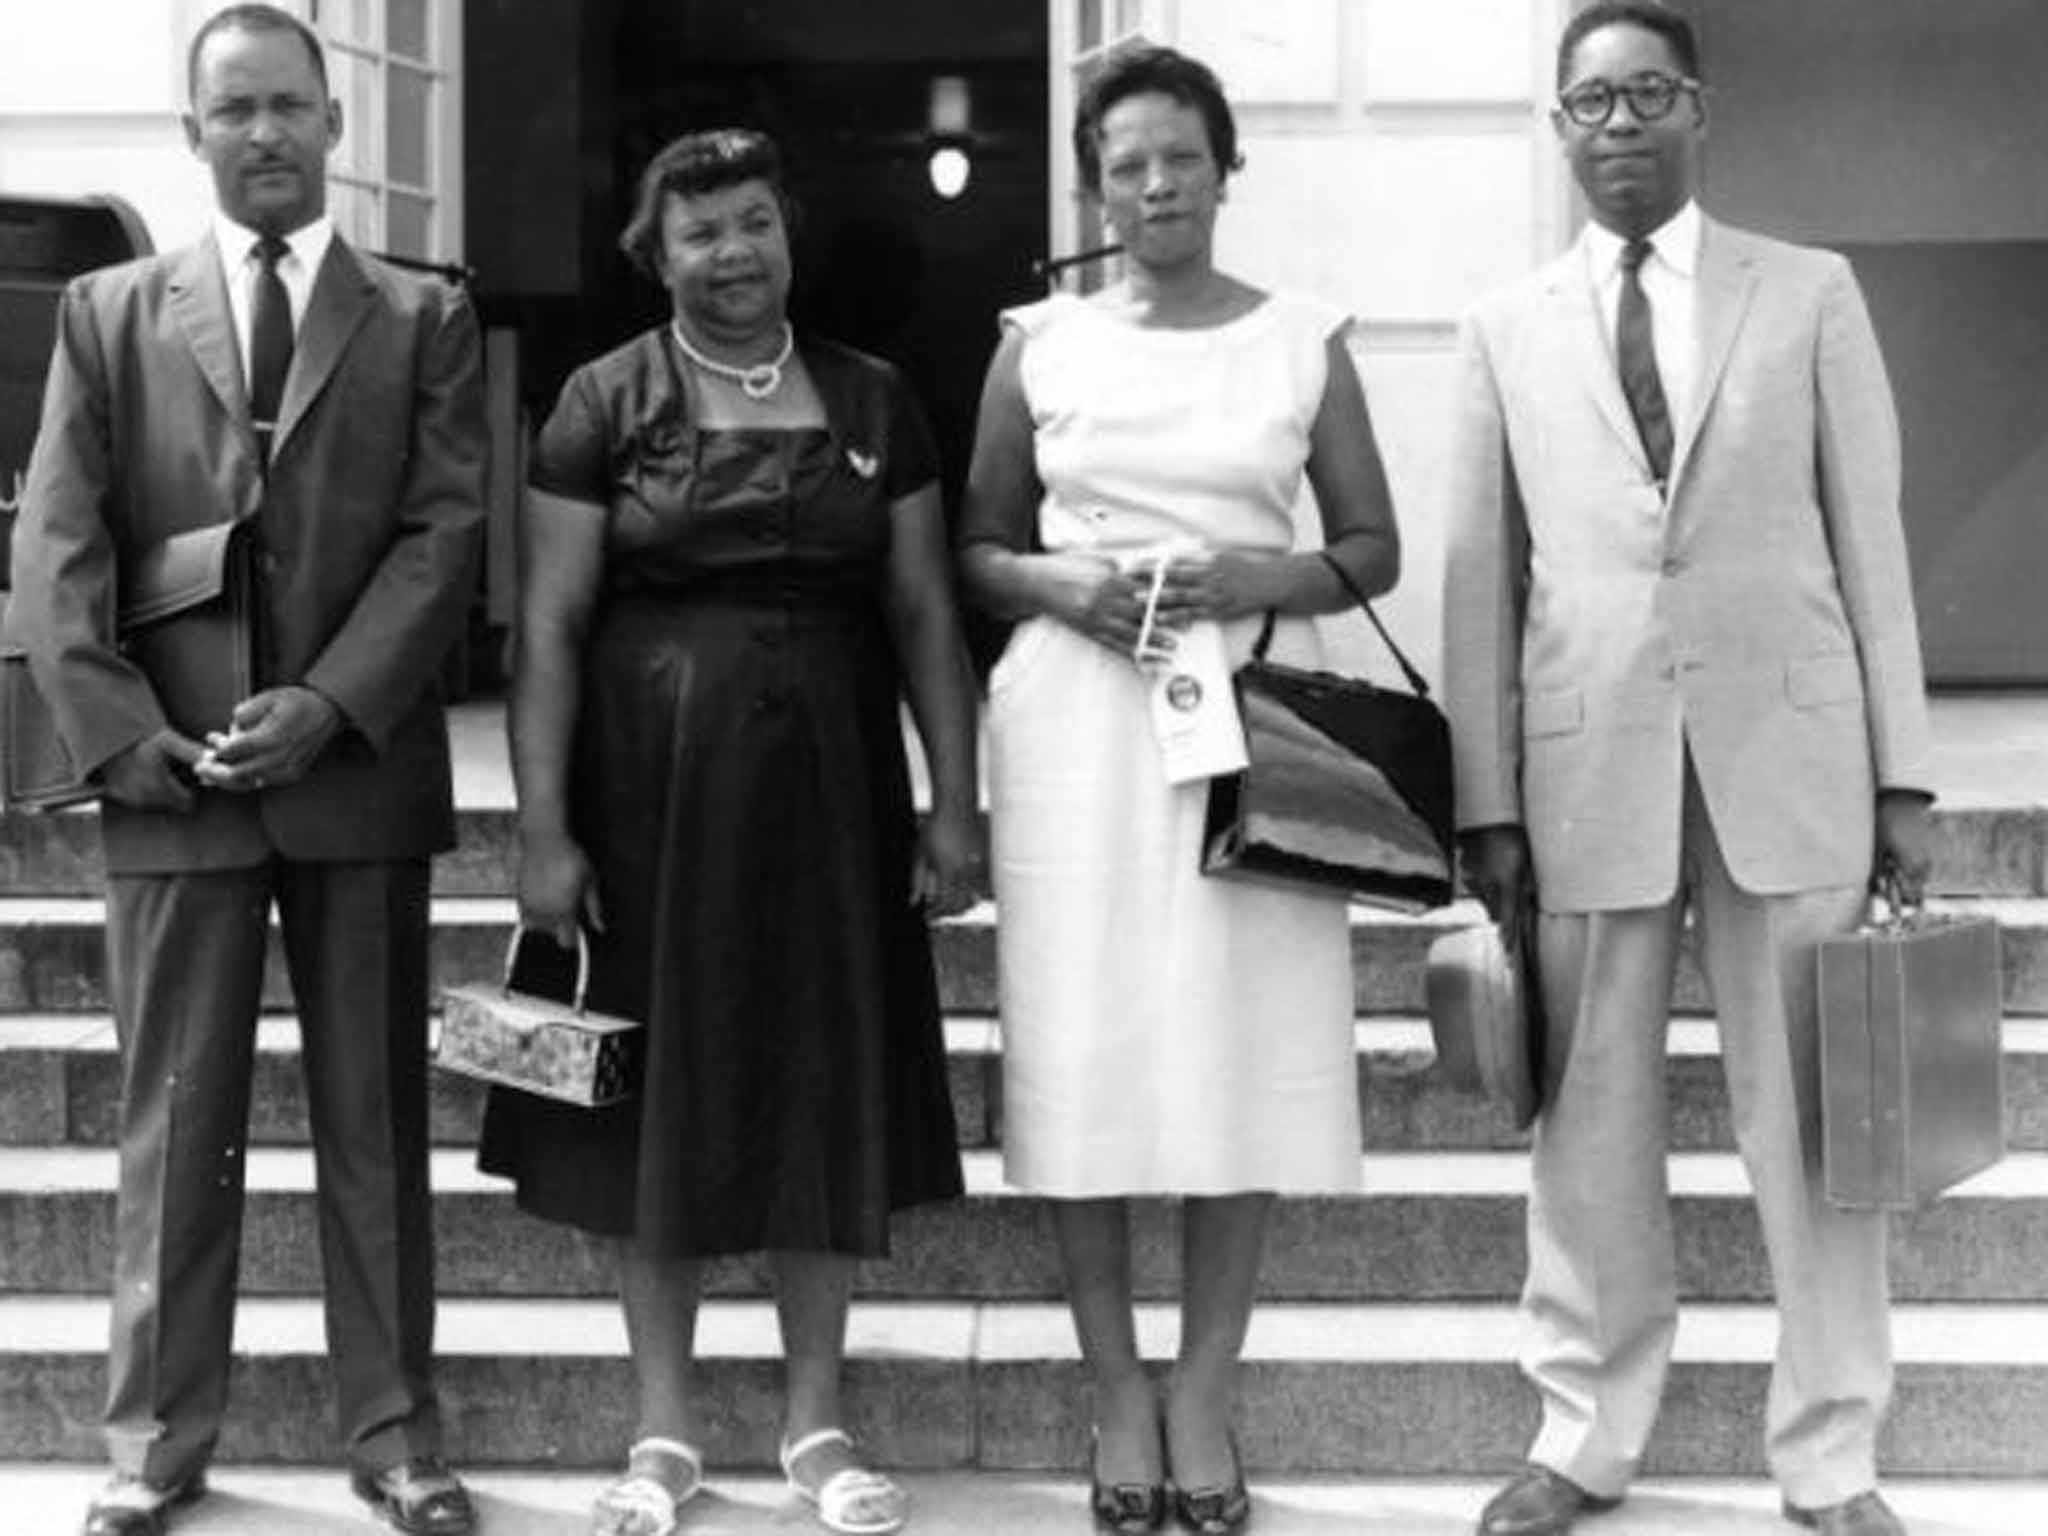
1583, 200, 1702, 282
212, 213, 335, 276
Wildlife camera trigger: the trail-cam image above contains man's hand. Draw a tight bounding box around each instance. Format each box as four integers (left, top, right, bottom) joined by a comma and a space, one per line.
99, 729, 205, 812
1459, 824, 1536, 950
192, 686, 344, 793
1875, 788, 1935, 906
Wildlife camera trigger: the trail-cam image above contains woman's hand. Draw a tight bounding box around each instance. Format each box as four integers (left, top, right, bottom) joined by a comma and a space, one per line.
912, 804, 984, 919
1038, 553, 1169, 658
517, 827, 605, 949
1147, 550, 1284, 626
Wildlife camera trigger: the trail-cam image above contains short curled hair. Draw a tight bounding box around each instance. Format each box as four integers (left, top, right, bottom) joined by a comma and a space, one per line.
1556, 0, 1702, 90
1072, 45, 1243, 195
617, 129, 799, 283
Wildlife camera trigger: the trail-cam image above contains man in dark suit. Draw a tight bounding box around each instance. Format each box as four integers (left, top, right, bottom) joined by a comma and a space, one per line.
1443, 4, 1932, 1535
10, 7, 486, 1533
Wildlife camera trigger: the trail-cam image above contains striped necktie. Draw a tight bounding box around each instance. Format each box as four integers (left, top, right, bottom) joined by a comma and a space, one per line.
1616, 237, 1673, 484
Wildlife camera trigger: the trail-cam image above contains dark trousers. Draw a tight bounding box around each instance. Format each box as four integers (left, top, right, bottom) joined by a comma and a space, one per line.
101, 858, 440, 1484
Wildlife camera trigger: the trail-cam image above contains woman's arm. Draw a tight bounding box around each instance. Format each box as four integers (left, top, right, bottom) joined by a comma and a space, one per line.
956, 328, 1156, 656
885, 481, 982, 916
508, 487, 608, 946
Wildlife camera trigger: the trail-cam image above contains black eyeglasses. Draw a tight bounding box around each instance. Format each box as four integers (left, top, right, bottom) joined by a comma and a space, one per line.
1557, 71, 1700, 128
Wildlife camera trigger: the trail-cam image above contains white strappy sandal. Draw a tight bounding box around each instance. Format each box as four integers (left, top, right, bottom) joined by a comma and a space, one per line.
591, 1437, 705, 1536
779, 1427, 908, 1535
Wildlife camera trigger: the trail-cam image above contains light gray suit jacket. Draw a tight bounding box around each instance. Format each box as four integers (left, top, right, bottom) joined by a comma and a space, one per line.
1442, 216, 1931, 912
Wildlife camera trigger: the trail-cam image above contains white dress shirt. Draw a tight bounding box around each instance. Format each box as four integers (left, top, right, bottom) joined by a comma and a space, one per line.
1583, 200, 1700, 443
211, 213, 335, 396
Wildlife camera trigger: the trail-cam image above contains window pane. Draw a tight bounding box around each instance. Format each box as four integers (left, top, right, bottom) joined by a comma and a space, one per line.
327, 0, 378, 47
329, 179, 378, 248
387, 0, 428, 60
387, 63, 430, 186
387, 191, 433, 259
325, 51, 369, 178
1079, 0, 1101, 49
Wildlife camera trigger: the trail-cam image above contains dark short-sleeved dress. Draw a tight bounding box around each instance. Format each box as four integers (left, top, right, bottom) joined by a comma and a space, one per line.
477, 329, 963, 1258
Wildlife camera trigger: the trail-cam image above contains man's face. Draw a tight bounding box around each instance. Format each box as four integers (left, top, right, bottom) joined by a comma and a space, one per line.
183, 25, 341, 236
1553, 22, 1705, 238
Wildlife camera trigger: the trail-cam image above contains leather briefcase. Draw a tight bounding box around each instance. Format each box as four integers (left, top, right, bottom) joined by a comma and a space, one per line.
1818, 901, 2005, 1210
1201, 552, 1456, 913
1426, 919, 1548, 1129
438, 928, 643, 1107
1, 520, 256, 813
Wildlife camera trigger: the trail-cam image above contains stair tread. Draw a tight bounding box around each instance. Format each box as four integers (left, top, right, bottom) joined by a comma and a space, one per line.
6, 1466, 2046, 1536
6, 1143, 2047, 1199
5, 1294, 2047, 1363
7, 893, 2048, 923
8, 1012, 2048, 1053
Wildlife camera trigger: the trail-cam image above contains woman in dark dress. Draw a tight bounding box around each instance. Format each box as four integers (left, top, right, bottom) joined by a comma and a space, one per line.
477, 129, 979, 1536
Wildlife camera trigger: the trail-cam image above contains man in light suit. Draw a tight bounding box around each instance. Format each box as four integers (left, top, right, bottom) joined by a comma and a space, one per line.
1442, 5, 1933, 1535
10, 7, 485, 1534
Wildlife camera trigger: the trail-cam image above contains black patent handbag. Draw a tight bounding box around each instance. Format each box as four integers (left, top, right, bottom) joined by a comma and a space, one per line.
1200, 551, 1456, 913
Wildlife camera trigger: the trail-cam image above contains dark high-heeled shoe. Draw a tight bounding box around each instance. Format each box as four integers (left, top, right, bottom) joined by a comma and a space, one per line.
1091, 1475, 1168, 1533
1170, 1442, 1250, 1534
1090, 1426, 1167, 1533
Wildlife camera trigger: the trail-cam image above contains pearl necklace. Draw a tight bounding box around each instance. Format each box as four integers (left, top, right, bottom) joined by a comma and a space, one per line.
670, 321, 794, 400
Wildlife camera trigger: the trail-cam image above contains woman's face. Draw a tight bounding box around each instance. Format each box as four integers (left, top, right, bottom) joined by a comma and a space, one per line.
1094, 90, 1224, 273
656, 178, 792, 340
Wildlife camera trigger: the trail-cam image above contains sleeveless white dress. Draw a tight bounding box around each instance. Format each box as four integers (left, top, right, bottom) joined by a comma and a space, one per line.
987, 290, 1362, 1197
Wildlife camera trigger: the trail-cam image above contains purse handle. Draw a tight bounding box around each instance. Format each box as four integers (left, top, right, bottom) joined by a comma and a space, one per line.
501, 925, 592, 1015
1251, 549, 1433, 700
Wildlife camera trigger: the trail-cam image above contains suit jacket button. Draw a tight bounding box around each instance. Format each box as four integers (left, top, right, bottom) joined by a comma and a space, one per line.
1661, 557, 1684, 577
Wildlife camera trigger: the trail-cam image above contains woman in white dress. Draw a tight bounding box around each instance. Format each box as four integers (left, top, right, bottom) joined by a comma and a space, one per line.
957, 46, 1402, 1536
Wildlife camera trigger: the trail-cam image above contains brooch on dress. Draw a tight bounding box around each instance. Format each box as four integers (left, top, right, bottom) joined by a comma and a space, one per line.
846, 448, 879, 479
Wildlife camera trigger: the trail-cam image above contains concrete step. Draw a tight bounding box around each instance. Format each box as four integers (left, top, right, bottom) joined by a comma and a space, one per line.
7, 797, 2045, 898
4, 1296, 2045, 1476
3, 895, 2047, 1019
6, 1146, 2046, 1304
16, 1015, 2048, 1163
6, 1466, 2048, 1536
9, 1013, 2048, 1156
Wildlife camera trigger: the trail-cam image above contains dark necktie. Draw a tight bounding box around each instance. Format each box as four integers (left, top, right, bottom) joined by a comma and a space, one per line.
1616, 237, 1673, 484
249, 234, 293, 463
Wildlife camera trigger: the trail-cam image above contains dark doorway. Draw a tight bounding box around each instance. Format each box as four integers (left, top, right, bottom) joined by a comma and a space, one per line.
471, 0, 1049, 516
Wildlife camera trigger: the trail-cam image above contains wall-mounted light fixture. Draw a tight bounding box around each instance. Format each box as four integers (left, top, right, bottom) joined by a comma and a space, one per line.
926, 75, 972, 200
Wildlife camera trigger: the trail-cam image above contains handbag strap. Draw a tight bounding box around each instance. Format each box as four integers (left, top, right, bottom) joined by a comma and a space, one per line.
502, 924, 592, 1014
1250, 550, 1433, 700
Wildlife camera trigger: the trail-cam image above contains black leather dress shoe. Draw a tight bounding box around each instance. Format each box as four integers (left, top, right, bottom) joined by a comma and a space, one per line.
1783, 1490, 1908, 1535
1476, 1465, 1621, 1536
80, 1472, 207, 1536
350, 1455, 477, 1535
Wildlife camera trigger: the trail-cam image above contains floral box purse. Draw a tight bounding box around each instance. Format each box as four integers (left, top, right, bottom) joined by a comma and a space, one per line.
437, 928, 642, 1107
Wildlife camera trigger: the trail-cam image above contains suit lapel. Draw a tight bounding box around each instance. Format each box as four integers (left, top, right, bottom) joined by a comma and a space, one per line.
274, 237, 376, 457
166, 241, 252, 440
1547, 248, 1649, 475
1668, 217, 1760, 493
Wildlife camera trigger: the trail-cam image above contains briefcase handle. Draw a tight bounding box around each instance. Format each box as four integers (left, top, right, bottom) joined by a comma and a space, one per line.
1867, 869, 1927, 932
1250, 550, 1433, 700
502, 925, 593, 1015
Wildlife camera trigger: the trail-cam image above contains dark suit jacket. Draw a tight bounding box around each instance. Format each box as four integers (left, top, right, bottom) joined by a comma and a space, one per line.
9, 234, 486, 873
